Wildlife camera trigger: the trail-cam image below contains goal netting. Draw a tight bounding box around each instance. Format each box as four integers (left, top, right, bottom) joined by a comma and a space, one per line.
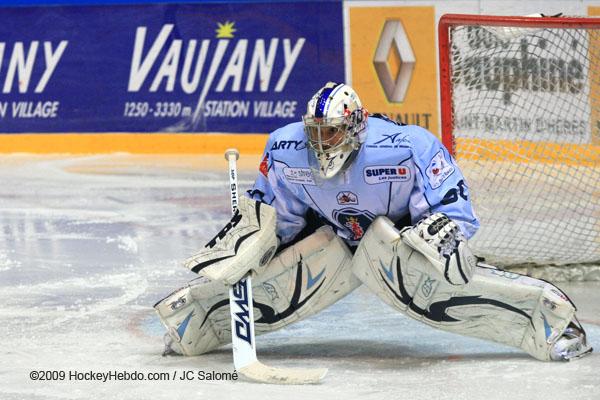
439, 14, 600, 280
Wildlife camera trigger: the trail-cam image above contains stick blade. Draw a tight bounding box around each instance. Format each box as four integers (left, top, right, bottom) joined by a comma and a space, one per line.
238, 361, 327, 385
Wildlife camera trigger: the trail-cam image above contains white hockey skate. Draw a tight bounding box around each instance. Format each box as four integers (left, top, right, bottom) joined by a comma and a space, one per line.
550, 319, 593, 361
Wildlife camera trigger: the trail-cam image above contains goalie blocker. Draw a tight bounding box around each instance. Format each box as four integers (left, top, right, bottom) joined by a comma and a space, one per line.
184, 196, 280, 284
156, 196, 591, 361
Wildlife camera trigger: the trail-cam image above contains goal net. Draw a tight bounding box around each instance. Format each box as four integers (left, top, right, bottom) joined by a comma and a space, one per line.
438, 14, 600, 280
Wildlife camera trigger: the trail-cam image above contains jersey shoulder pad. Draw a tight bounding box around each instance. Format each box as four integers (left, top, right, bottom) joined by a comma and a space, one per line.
402, 125, 443, 156
370, 113, 406, 126
363, 117, 410, 148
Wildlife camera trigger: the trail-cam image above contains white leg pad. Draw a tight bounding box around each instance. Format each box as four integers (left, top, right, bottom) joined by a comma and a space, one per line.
352, 216, 577, 361
155, 226, 361, 356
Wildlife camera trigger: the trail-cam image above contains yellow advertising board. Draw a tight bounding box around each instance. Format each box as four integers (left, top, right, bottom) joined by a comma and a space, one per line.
347, 6, 438, 135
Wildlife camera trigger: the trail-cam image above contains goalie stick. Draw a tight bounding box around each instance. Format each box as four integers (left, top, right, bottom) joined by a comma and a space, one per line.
224, 148, 328, 385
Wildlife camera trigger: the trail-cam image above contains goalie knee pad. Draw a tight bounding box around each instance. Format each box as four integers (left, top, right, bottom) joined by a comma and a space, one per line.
352, 216, 589, 361
155, 226, 361, 356
351, 216, 445, 317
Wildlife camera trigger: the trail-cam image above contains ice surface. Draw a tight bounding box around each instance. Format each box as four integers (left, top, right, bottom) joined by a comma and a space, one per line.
0, 154, 598, 400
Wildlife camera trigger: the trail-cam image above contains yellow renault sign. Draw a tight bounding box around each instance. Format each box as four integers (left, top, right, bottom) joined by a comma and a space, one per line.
373, 20, 416, 103
348, 6, 438, 133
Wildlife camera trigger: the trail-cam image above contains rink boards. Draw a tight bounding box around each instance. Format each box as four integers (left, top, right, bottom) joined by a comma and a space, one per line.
1, 2, 600, 156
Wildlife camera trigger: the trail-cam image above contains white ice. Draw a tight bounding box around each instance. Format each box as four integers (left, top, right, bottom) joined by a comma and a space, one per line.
0, 154, 598, 400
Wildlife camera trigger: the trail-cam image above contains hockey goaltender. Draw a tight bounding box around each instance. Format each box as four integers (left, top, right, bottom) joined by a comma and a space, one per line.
155, 82, 592, 364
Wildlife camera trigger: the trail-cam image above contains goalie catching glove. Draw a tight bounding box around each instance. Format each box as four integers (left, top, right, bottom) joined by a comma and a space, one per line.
184, 196, 279, 284
401, 213, 477, 285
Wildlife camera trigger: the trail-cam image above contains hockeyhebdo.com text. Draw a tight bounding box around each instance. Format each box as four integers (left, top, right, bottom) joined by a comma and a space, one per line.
29, 369, 238, 382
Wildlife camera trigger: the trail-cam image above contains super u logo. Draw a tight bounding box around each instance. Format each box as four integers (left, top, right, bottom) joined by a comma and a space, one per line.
363, 165, 411, 184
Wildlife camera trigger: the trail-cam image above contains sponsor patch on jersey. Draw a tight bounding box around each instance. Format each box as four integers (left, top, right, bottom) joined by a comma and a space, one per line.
283, 167, 316, 185
365, 124, 410, 149
426, 150, 455, 189
270, 140, 306, 151
363, 165, 411, 184
332, 208, 376, 241
336, 191, 358, 205
259, 153, 270, 177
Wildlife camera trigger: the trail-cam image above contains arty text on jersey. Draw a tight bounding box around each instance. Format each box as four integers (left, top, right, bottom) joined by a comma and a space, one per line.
271, 140, 306, 151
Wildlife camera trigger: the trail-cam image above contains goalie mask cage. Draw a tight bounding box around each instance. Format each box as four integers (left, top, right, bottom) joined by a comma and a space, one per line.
439, 14, 600, 279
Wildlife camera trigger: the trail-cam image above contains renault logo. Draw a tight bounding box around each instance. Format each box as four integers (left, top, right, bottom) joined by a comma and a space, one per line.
373, 20, 415, 103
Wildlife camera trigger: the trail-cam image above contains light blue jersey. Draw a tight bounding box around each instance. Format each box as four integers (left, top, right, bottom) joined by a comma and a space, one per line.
247, 115, 479, 245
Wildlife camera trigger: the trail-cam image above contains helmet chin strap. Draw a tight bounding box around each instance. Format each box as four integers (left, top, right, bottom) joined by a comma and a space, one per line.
343, 146, 358, 166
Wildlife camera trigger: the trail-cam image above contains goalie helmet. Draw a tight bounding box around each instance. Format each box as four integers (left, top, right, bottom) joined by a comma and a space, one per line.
303, 82, 368, 179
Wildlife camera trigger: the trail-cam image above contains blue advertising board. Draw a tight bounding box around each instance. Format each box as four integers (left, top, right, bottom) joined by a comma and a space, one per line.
0, 2, 344, 133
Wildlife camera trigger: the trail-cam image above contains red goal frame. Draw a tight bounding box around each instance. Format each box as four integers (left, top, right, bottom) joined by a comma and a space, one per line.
438, 13, 600, 155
